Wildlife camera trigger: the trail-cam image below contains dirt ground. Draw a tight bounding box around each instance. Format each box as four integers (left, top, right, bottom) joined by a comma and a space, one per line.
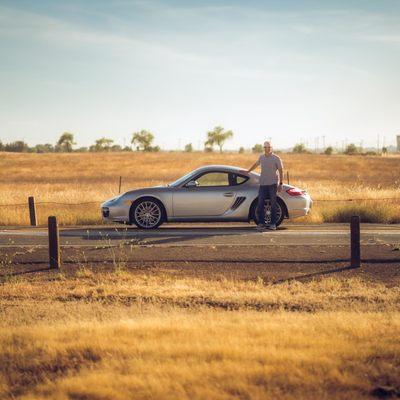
1, 244, 399, 285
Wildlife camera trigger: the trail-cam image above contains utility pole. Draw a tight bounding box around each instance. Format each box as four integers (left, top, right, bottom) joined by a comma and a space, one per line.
322, 135, 326, 149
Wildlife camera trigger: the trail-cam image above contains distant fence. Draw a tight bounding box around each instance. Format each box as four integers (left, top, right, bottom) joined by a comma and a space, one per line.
1, 197, 399, 209
0, 195, 399, 229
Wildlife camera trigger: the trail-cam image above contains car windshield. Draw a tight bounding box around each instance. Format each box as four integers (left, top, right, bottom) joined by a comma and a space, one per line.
168, 170, 198, 187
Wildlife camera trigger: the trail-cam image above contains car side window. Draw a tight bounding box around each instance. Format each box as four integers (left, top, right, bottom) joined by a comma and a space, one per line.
196, 172, 230, 187
229, 173, 249, 186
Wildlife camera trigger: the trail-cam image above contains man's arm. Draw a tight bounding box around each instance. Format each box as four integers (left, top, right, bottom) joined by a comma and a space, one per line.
277, 156, 284, 192
277, 167, 284, 192
247, 161, 260, 173
239, 158, 260, 174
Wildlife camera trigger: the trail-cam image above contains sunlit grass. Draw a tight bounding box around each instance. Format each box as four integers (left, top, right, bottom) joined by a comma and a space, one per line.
1, 271, 399, 399
0, 152, 399, 225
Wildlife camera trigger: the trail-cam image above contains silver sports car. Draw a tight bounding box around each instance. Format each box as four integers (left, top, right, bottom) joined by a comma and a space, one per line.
101, 165, 312, 229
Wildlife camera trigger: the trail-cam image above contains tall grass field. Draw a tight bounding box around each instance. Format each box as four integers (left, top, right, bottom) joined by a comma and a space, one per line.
1, 270, 399, 399
1, 152, 399, 225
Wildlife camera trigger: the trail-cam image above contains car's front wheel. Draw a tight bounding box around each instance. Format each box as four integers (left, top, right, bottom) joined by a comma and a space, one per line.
130, 198, 165, 229
253, 199, 285, 227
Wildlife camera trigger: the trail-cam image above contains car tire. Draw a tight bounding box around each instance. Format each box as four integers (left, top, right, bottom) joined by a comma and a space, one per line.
253, 199, 285, 227
130, 198, 165, 229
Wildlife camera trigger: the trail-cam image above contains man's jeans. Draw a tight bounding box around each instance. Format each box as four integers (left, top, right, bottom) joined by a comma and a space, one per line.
257, 184, 278, 225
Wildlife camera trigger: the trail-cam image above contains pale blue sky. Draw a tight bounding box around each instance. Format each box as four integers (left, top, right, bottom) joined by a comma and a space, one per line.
1, 0, 399, 150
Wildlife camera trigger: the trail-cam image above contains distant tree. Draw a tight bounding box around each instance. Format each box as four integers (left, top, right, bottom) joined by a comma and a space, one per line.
344, 143, 359, 155
204, 126, 233, 153
382, 147, 388, 156
204, 146, 213, 153
122, 146, 132, 152
292, 143, 308, 154
111, 144, 122, 152
184, 143, 193, 152
75, 147, 88, 152
131, 130, 156, 151
90, 137, 114, 152
35, 143, 54, 153
252, 144, 263, 153
5, 141, 29, 152
324, 146, 333, 155
0, 141, 4, 151
57, 132, 75, 152
238, 146, 245, 154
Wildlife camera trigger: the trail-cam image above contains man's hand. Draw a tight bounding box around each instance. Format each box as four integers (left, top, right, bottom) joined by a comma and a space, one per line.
277, 183, 283, 192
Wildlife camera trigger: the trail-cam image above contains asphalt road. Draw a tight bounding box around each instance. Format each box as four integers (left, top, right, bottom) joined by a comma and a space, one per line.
1, 223, 399, 247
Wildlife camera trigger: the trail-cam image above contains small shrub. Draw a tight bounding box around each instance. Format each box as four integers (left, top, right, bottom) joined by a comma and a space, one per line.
292, 143, 309, 154
324, 146, 333, 155
252, 144, 263, 153
184, 143, 193, 152
344, 143, 359, 155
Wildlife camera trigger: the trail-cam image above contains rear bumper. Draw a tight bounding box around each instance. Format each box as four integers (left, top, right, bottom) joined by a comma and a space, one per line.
287, 195, 312, 219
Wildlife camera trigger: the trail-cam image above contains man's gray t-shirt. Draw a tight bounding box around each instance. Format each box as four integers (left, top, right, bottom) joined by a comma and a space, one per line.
256, 153, 283, 185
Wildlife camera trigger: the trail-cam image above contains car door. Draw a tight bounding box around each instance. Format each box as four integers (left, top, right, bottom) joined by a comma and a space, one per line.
172, 171, 238, 217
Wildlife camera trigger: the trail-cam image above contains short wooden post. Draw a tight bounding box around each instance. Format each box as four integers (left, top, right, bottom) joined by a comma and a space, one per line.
118, 176, 122, 194
286, 171, 290, 185
350, 215, 361, 268
48, 216, 60, 269
28, 196, 37, 226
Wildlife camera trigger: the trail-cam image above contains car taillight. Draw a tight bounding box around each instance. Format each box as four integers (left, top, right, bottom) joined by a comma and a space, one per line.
286, 188, 305, 196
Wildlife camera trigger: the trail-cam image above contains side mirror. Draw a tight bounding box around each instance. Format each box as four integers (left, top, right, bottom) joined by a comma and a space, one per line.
186, 180, 199, 188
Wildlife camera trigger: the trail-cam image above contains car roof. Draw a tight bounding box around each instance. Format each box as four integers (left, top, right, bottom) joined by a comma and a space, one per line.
193, 165, 244, 173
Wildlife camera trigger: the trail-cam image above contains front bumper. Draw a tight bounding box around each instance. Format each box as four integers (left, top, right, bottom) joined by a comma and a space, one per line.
100, 203, 129, 223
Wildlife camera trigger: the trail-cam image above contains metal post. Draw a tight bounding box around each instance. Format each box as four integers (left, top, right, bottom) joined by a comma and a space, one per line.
119, 176, 122, 194
350, 215, 361, 268
28, 196, 37, 226
286, 171, 290, 185
48, 216, 60, 269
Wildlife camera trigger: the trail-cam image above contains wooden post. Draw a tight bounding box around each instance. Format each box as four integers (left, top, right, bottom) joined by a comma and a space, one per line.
350, 215, 361, 268
286, 171, 290, 185
28, 196, 37, 226
118, 176, 122, 194
48, 216, 60, 269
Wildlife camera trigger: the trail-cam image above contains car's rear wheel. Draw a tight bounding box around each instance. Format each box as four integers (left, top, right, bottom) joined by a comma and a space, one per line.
130, 198, 165, 229
253, 199, 285, 227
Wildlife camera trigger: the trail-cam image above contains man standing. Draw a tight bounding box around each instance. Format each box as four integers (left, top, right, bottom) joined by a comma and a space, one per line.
242, 141, 284, 230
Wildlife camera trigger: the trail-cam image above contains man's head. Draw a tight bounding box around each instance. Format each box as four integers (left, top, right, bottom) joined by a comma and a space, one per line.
263, 141, 273, 155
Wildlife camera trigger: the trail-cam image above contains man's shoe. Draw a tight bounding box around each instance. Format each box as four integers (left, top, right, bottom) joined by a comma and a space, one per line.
256, 223, 266, 231
267, 224, 277, 230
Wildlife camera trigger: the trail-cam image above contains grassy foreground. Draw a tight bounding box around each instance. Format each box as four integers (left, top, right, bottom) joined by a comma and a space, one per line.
1, 270, 400, 399
0, 152, 399, 225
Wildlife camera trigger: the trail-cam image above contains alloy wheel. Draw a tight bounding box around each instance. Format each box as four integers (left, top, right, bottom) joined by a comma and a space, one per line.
134, 201, 162, 228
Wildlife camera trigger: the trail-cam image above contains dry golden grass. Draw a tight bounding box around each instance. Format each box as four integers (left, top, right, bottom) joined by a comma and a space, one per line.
1, 152, 399, 225
1, 270, 400, 399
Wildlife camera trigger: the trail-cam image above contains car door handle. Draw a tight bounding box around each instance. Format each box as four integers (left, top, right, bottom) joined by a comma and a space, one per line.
223, 192, 234, 197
